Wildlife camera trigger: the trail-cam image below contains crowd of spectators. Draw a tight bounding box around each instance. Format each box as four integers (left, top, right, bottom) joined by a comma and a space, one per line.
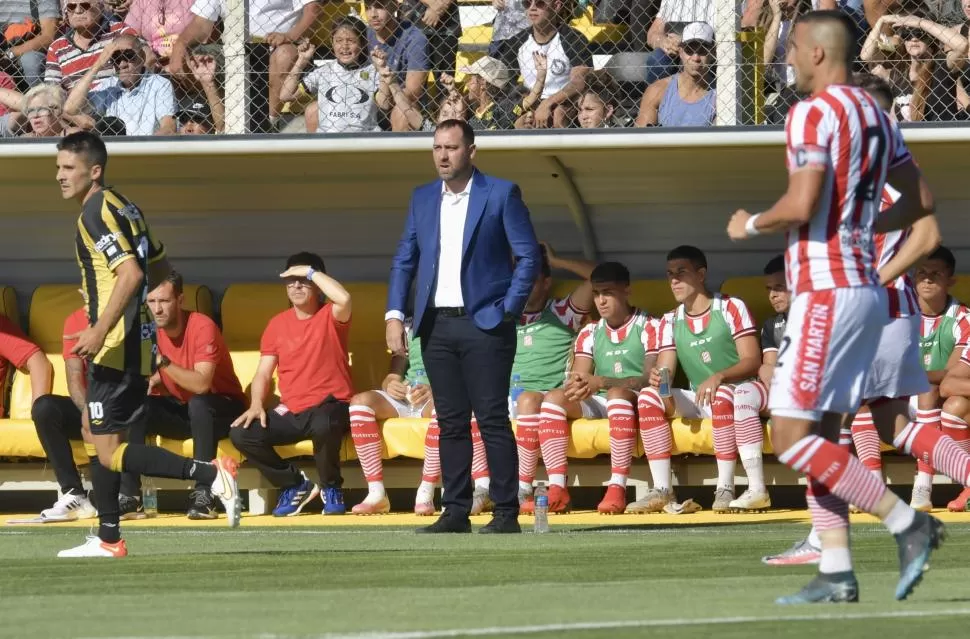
1, 0, 969, 136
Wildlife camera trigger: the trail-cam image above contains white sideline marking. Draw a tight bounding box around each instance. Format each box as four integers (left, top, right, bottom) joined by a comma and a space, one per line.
88, 608, 970, 639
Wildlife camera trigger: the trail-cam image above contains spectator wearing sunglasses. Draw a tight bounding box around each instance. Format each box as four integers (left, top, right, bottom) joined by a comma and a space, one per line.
64, 34, 176, 134
635, 22, 715, 127
495, 0, 593, 129
45, 0, 143, 90
0, 0, 61, 88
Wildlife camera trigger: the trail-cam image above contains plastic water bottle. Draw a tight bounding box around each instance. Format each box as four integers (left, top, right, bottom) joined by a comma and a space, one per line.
407, 368, 425, 410
509, 374, 524, 419
142, 479, 158, 518
533, 482, 549, 534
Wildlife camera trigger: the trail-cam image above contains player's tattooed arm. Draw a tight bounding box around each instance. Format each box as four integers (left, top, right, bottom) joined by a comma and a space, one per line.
598, 352, 658, 390
65, 357, 87, 412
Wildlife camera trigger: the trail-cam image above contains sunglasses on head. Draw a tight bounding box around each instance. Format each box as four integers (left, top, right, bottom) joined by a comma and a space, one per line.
66, 2, 93, 12
898, 28, 926, 41
111, 49, 140, 65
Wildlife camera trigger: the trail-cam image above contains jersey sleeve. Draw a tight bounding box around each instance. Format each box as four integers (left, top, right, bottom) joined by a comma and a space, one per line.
658, 313, 675, 352
761, 317, 778, 353
724, 297, 757, 339
259, 316, 279, 357
961, 342, 970, 367
785, 100, 830, 174
549, 297, 587, 331
80, 193, 136, 271
190, 315, 222, 365
301, 65, 324, 95
954, 313, 970, 347
573, 323, 595, 359
0, 315, 41, 369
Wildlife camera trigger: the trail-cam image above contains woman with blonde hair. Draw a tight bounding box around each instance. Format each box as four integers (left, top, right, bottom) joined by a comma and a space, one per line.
20, 83, 69, 137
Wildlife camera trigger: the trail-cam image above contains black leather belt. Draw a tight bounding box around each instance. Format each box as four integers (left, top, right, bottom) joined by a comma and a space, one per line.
434, 307, 467, 317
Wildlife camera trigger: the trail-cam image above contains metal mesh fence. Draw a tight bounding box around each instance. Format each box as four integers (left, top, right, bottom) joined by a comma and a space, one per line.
0, 0, 968, 135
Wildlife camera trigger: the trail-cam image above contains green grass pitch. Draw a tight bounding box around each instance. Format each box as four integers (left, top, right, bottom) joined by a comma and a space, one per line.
1, 522, 969, 638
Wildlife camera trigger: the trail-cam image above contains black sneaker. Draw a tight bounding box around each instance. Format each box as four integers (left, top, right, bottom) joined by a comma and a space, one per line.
187, 488, 218, 520
119, 494, 146, 521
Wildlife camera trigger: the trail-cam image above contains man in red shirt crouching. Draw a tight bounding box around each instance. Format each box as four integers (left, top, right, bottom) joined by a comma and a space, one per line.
128, 271, 246, 520
231, 252, 354, 516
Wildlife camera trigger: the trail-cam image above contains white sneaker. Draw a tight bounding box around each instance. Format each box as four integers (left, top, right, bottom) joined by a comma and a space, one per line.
910, 485, 933, 512
57, 535, 127, 558
209, 457, 241, 527
41, 490, 97, 522
728, 489, 771, 512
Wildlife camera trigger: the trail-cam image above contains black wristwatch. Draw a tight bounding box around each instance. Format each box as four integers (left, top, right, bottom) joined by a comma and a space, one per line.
157, 354, 171, 370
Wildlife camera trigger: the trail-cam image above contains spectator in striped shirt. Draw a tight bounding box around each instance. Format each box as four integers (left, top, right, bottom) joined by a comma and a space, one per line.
0, 0, 61, 88
45, 0, 142, 90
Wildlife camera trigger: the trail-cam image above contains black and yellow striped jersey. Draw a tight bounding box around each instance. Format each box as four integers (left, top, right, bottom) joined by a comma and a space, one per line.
75, 187, 166, 376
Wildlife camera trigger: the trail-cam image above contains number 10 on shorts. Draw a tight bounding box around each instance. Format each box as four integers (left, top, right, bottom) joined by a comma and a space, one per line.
88, 402, 104, 420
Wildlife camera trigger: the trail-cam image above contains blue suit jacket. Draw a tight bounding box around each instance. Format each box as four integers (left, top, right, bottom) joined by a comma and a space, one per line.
387, 169, 541, 332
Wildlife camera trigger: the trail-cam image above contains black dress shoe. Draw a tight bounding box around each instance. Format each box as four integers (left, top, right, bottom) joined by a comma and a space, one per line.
479, 515, 521, 534
415, 515, 472, 534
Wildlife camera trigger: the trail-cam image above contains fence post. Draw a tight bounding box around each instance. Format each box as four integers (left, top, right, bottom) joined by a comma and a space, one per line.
223, 0, 247, 134
714, 0, 741, 126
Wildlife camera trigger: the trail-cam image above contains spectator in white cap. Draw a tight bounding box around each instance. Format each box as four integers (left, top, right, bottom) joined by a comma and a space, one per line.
461, 54, 545, 130
635, 21, 715, 128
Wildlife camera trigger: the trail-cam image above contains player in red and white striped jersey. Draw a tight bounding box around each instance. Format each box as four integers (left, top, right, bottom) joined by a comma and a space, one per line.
727, 11, 942, 604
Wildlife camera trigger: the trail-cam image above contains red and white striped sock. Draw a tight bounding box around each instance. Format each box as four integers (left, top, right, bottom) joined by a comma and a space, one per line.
849, 411, 883, 476
915, 408, 943, 477
712, 387, 737, 491
637, 388, 672, 491
349, 405, 384, 490
607, 398, 637, 487
895, 421, 970, 487
421, 413, 441, 484
538, 402, 569, 488
807, 480, 852, 574
778, 434, 887, 513
941, 411, 970, 454
733, 381, 767, 493
471, 418, 490, 490
515, 414, 540, 491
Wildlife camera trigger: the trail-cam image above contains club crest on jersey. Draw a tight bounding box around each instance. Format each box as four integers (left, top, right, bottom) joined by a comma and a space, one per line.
924, 354, 932, 367
614, 362, 623, 374
701, 351, 712, 364
118, 204, 143, 222
523, 334, 533, 347
360, 70, 370, 80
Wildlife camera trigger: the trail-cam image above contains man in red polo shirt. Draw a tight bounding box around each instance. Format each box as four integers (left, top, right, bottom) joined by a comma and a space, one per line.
231, 252, 353, 516
126, 271, 246, 520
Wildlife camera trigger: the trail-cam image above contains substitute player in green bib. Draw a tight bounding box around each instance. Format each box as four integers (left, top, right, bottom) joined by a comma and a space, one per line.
512, 243, 595, 513
638, 246, 764, 514
539, 262, 659, 514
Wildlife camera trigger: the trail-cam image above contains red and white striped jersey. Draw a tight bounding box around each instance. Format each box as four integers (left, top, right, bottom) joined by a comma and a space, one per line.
657, 294, 757, 352
874, 184, 918, 317
783, 85, 912, 296
45, 20, 139, 90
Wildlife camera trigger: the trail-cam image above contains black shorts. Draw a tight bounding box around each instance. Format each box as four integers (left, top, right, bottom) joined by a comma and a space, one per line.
86, 363, 148, 435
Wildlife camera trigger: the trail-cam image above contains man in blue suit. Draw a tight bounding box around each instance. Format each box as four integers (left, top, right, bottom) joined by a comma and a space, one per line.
386, 119, 541, 533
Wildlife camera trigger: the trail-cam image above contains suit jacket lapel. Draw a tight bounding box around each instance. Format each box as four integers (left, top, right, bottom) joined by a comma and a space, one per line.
462, 170, 490, 258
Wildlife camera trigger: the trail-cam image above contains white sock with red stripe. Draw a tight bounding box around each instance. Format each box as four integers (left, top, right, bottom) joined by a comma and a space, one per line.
515, 414, 540, 493
849, 411, 883, 476
941, 411, 970, 453
607, 399, 637, 488
895, 421, 970, 487
711, 388, 737, 491
470, 419, 490, 490
637, 388, 672, 491
539, 403, 569, 489
807, 481, 852, 574
733, 382, 766, 493
349, 405, 385, 499
421, 414, 441, 485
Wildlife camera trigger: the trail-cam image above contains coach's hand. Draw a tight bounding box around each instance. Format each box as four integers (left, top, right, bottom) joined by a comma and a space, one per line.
232, 405, 267, 429
66, 325, 107, 359
386, 319, 407, 356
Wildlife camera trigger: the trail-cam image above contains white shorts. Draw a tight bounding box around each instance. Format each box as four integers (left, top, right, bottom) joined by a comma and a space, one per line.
864, 314, 929, 400
580, 395, 609, 418
769, 287, 888, 421
669, 389, 713, 419
375, 391, 430, 418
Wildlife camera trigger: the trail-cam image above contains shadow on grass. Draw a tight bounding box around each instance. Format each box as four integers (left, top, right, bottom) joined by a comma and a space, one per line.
572, 517, 809, 533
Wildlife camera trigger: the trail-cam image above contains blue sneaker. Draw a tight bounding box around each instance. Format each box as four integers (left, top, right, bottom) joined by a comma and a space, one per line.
322, 487, 346, 515
272, 476, 320, 517
894, 511, 946, 601
776, 571, 859, 605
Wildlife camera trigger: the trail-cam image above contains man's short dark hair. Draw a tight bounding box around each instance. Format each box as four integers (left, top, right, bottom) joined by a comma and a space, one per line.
926, 245, 956, 275
57, 131, 108, 175
666, 245, 708, 270
166, 270, 184, 295
855, 72, 894, 111
436, 119, 475, 146
764, 254, 785, 276
286, 251, 327, 273
590, 261, 630, 285
794, 10, 859, 64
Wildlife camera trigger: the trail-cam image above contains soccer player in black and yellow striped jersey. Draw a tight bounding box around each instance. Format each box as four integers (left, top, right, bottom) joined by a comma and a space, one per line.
54, 132, 241, 558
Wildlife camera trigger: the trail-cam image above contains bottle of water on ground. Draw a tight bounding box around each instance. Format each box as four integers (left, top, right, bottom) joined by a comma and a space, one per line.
510, 374, 524, 420
143, 479, 158, 518
533, 482, 549, 533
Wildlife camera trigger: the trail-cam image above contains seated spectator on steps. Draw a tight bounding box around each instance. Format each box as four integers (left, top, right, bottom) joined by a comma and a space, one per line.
230, 252, 354, 518
177, 100, 217, 134
64, 35, 177, 135
577, 70, 621, 128
179, 49, 224, 133
0, 0, 60, 88
281, 17, 383, 133
460, 55, 543, 130
45, 0, 143, 90
496, 0, 592, 128
635, 22, 715, 127
123, 0, 196, 63
365, 0, 430, 131
382, 74, 468, 131
399, 0, 460, 83
644, 0, 716, 85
